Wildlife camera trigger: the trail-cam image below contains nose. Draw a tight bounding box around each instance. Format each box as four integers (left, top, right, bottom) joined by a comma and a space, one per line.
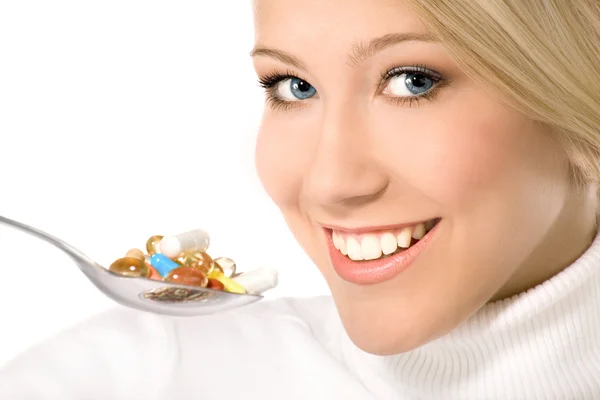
303, 105, 389, 208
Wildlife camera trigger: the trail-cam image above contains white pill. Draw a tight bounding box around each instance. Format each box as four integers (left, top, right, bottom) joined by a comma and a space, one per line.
159, 229, 210, 258
232, 267, 278, 295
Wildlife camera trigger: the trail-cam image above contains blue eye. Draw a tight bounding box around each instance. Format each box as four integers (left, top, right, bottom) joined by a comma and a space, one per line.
384, 70, 438, 97
276, 77, 317, 101
404, 73, 435, 95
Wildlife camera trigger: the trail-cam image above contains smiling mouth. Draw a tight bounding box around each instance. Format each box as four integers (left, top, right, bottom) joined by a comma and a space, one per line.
330, 218, 440, 261
324, 218, 441, 285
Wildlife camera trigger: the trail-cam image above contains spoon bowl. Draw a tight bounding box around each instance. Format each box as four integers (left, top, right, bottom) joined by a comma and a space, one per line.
0, 215, 263, 317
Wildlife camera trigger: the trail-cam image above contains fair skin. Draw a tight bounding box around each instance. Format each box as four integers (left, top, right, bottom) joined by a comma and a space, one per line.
251, 0, 598, 355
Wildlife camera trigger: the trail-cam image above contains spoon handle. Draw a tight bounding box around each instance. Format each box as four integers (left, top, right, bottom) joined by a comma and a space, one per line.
0, 215, 97, 265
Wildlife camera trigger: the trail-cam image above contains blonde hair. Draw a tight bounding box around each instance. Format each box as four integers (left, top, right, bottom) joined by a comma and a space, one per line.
405, 0, 600, 188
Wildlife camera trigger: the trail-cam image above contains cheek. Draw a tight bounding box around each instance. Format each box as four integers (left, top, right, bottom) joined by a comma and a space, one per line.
255, 110, 311, 209
372, 87, 566, 213
419, 112, 528, 209
368, 86, 570, 308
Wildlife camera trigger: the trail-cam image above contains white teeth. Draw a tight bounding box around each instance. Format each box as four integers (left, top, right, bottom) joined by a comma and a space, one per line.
397, 227, 413, 248
412, 223, 426, 240
332, 219, 436, 260
346, 237, 363, 261
332, 231, 340, 250
339, 237, 348, 255
380, 233, 398, 255
361, 234, 382, 260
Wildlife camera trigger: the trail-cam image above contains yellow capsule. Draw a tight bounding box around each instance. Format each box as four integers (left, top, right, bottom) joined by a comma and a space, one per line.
125, 248, 145, 260
213, 257, 236, 278
145, 235, 164, 255
109, 257, 149, 278
176, 251, 214, 274
212, 263, 223, 275
208, 270, 246, 294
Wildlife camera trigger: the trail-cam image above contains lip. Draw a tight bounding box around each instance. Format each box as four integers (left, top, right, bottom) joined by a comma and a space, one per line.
325, 219, 440, 285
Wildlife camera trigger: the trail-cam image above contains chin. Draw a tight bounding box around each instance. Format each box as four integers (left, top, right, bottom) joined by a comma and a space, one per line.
342, 317, 430, 356
335, 298, 447, 356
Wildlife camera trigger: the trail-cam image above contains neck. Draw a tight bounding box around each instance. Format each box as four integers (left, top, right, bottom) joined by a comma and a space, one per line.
491, 183, 598, 302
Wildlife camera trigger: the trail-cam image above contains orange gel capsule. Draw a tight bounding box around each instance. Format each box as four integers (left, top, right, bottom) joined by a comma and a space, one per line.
208, 278, 225, 291
166, 267, 209, 287
147, 265, 162, 280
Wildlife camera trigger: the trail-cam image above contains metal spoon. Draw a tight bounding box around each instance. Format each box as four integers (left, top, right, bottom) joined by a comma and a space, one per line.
0, 215, 263, 317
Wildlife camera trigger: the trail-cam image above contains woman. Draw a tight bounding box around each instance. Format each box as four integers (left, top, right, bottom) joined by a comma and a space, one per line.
2, 0, 599, 398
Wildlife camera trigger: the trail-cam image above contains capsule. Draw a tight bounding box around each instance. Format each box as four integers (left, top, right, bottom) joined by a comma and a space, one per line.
149, 253, 180, 277
109, 257, 149, 278
166, 267, 208, 287
207, 278, 225, 291
145, 235, 164, 255
147, 263, 162, 281
208, 270, 246, 294
159, 229, 210, 258
176, 251, 214, 274
213, 257, 236, 278
231, 267, 278, 295
125, 248, 145, 260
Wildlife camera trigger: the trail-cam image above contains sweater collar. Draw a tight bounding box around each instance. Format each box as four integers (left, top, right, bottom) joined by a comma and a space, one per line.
340, 226, 600, 398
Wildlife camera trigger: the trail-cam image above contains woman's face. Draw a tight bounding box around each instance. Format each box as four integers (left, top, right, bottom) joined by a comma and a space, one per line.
251, 0, 592, 355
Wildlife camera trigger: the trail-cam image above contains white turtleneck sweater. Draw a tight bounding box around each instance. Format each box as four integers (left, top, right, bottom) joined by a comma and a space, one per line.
1, 233, 600, 399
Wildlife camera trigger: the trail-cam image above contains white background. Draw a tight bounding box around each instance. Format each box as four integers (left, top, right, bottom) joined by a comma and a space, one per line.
0, 1, 329, 368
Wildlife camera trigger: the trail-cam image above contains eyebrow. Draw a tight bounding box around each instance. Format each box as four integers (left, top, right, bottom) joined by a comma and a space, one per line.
250, 47, 307, 70
250, 32, 436, 70
348, 32, 436, 66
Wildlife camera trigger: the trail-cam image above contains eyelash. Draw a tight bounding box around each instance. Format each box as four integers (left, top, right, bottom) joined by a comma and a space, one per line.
380, 64, 444, 107
258, 69, 307, 111
257, 64, 445, 111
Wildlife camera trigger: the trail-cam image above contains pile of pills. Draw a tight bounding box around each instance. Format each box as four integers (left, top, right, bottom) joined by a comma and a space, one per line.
108, 228, 277, 295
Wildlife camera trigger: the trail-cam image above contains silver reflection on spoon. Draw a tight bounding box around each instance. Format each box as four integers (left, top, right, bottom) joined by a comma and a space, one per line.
0, 215, 265, 317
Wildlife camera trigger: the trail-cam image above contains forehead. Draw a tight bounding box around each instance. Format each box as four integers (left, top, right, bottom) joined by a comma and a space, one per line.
252, 0, 428, 49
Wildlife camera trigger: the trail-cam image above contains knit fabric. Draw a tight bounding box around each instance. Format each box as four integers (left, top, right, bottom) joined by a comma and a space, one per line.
1, 232, 599, 399
342, 229, 600, 399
